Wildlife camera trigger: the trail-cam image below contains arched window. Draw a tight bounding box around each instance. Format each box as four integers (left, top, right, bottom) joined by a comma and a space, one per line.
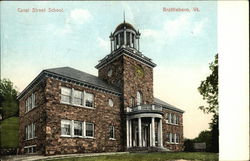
136, 91, 143, 105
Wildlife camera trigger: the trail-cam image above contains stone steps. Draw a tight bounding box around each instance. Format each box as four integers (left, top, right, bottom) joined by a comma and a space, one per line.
127, 146, 170, 153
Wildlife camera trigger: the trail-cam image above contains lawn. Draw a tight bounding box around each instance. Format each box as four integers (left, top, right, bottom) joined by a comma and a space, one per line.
0, 117, 19, 148
43, 152, 218, 161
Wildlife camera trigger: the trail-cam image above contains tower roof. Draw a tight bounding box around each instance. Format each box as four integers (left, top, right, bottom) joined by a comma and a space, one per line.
114, 22, 136, 33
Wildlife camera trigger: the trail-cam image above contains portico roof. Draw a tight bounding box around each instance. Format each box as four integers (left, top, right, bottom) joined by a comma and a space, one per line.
154, 97, 185, 113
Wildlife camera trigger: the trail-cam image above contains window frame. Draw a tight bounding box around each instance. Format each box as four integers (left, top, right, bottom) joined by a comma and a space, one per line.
61, 120, 72, 137
25, 123, 36, 140
85, 122, 94, 138
60, 87, 95, 109
108, 99, 114, 107
73, 121, 83, 137
109, 126, 115, 140
72, 89, 84, 106
61, 87, 72, 104
136, 91, 143, 105
24, 145, 37, 154
25, 93, 36, 113
85, 92, 94, 108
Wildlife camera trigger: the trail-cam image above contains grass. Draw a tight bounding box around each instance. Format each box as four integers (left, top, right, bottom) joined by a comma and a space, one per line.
0, 117, 19, 148
42, 152, 218, 161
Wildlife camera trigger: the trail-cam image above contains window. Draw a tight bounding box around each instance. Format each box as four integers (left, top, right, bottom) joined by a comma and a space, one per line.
25, 93, 36, 112
108, 99, 114, 107
136, 91, 143, 105
167, 133, 170, 142
61, 120, 95, 138
61, 87, 71, 103
109, 126, 115, 139
74, 121, 82, 136
24, 145, 37, 154
130, 97, 135, 107
73, 90, 83, 106
85, 92, 94, 107
108, 69, 113, 77
60, 87, 95, 108
176, 134, 180, 143
61, 120, 71, 136
166, 113, 169, 123
176, 116, 179, 125
169, 133, 173, 143
171, 113, 174, 124
173, 114, 176, 124
169, 113, 172, 124
25, 123, 35, 140
171, 133, 175, 143
86, 122, 94, 137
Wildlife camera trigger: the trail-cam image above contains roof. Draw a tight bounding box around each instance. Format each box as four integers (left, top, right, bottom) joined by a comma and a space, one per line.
95, 47, 156, 69
17, 67, 121, 99
114, 22, 136, 33
44, 67, 120, 93
154, 97, 184, 113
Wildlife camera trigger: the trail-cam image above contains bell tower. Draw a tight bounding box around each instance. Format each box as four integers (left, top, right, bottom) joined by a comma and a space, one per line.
96, 21, 156, 108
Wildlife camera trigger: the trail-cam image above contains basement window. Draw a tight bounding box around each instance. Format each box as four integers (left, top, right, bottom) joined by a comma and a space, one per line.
24, 145, 37, 154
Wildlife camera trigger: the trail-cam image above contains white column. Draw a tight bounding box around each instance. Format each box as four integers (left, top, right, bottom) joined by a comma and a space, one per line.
158, 119, 163, 147
134, 36, 137, 49
149, 124, 152, 146
130, 32, 132, 47
138, 117, 142, 147
124, 29, 126, 45
151, 117, 155, 146
129, 120, 132, 147
118, 34, 121, 47
110, 39, 113, 52
126, 119, 129, 148
114, 36, 117, 50
83, 121, 86, 137
138, 38, 140, 51
71, 120, 74, 136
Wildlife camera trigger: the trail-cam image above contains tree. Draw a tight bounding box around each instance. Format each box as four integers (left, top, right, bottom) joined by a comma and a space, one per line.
198, 54, 219, 153
0, 79, 19, 120
198, 54, 218, 115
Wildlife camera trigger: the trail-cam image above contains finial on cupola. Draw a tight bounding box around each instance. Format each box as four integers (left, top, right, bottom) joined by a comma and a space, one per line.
123, 11, 126, 23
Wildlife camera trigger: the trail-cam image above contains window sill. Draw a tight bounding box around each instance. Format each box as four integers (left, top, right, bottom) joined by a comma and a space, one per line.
85, 136, 95, 139
60, 135, 95, 139
167, 142, 179, 145
61, 135, 72, 138
26, 137, 37, 141
166, 122, 179, 126
25, 106, 37, 114
60, 102, 95, 110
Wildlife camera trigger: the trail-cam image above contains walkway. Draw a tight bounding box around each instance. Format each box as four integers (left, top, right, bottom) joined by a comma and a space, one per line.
1, 152, 128, 161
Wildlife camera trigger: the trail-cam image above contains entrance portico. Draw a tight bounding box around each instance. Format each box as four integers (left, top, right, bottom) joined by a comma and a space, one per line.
126, 104, 163, 148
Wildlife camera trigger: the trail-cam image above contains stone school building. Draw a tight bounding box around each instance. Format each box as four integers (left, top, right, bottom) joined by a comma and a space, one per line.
18, 21, 184, 155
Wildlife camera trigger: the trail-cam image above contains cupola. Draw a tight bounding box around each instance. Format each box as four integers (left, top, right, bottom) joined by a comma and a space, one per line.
109, 21, 141, 52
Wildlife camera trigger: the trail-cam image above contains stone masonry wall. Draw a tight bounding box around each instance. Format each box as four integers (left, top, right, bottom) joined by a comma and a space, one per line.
44, 78, 123, 155
123, 55, 154, 107
98, 54, 154, 108
19, 80, 47, 154
162, 109, 184, 151
98, 56, 124, 89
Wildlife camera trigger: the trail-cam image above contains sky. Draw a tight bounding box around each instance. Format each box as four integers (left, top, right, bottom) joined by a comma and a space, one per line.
1, 1, 217, 139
